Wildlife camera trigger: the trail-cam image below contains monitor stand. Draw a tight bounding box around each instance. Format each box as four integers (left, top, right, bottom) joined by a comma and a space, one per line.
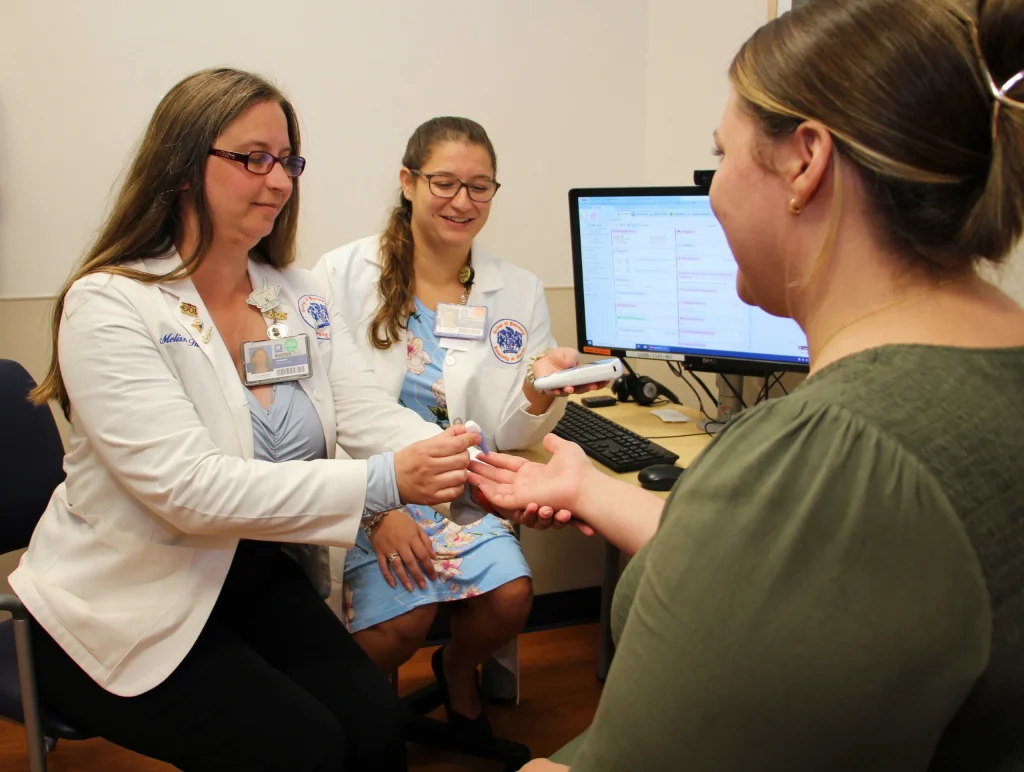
698, 374, 745, 435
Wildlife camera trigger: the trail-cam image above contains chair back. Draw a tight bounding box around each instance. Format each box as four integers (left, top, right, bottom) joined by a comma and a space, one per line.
0, 360, 65, 554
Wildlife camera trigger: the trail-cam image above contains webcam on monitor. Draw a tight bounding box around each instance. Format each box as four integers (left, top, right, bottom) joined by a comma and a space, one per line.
693, 169, 715, 188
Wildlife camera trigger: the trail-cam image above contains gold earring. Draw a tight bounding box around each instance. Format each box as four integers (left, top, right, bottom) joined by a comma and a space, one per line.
788, 199, 803, 216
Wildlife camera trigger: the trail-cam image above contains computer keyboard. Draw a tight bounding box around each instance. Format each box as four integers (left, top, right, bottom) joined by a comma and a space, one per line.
553, 401, 680, 473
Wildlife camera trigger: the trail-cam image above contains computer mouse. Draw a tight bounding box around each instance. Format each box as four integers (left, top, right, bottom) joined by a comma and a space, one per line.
637, 464, 684, 491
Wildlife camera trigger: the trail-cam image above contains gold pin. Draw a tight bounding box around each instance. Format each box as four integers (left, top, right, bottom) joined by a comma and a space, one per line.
179, 302, 199, 317
191, 319, 204, 333
202, 327, 213, 344
458, 264, 474, 285
268, 310, 289, 322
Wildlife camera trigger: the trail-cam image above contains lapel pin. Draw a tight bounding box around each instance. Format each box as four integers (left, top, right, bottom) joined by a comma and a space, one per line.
247, 277, 282, 313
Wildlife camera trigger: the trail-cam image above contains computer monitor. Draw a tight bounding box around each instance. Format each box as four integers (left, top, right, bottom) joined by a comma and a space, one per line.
569, 186, 809, 377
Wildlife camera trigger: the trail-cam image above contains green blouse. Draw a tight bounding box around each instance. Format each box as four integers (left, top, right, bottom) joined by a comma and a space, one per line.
571, 345, 1024, 772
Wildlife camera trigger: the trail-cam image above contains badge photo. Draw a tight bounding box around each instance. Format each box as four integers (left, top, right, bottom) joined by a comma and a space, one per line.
435, 303, 487, 340
242, 334, 313, 386
298, 294, 331, 341
489, 319, 528, 364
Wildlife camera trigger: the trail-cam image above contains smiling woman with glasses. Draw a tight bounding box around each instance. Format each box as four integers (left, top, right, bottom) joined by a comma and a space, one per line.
407, 168, 500, 202
313, 117, 608, 738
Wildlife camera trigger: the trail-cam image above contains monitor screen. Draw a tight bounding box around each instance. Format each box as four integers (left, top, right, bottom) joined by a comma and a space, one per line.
569, 187, 809, 372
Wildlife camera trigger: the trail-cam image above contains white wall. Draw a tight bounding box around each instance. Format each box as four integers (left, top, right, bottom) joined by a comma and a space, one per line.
0, 0, 648, 297
644, 0, 766, 184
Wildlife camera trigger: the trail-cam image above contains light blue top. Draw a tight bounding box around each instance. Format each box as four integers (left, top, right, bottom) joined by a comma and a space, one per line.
340, 298, 530, 634
245, 380, 400, 514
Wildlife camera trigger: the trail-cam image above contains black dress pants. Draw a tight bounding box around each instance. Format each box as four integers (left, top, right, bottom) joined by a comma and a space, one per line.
29, 541, 406, 772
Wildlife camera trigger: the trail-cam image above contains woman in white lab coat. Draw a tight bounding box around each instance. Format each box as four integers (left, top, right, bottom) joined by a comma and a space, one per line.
10, 70, 479, 772
314, 117, 603, 734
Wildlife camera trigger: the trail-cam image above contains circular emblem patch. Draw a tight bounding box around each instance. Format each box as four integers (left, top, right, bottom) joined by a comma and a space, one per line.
298, 294, 331, 340
490, 319, 527, 364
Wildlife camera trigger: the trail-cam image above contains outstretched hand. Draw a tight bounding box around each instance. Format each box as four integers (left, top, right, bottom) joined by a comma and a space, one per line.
471, 483, 592, 535
466, 434, 597, 536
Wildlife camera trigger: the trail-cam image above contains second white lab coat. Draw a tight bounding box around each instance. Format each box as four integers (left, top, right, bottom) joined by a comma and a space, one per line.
314, 236, 566, 700
313, 234, 566, 452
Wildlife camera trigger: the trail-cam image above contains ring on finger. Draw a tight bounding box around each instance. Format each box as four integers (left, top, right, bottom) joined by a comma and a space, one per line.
387, 552, 400, 563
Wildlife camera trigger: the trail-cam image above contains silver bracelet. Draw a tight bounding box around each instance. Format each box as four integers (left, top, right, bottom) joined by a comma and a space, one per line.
360, 509, 391, 538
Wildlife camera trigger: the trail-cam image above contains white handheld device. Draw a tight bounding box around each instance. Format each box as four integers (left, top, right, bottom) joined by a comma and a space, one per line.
532, 357, 623, 392
463, 420, 489, 454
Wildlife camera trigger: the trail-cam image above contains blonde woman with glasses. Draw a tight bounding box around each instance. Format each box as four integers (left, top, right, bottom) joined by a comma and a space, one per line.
470, 0, 1024, 769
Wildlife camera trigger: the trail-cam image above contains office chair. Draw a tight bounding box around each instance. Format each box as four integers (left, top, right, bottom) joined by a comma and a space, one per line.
0, 359, 94, 772
397, 607, 532, 772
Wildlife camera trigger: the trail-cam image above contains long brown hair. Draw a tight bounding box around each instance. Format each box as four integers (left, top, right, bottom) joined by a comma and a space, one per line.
32, 68, 302, 417
369, 117, 497, 349
730, 0, 1024, 272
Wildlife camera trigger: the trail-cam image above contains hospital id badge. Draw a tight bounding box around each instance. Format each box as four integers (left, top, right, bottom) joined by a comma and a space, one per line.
434, 303, 487, 340
241, 334, 313, 386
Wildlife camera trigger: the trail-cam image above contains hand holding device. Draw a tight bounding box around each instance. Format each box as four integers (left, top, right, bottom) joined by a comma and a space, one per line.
533, 356, 623, 393
395, 424, 480, 506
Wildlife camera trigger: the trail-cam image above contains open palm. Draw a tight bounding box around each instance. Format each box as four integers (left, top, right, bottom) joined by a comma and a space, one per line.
467, 434, 594, 533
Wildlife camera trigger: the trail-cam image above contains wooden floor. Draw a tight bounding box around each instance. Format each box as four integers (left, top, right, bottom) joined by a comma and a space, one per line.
0, 624, 602, 771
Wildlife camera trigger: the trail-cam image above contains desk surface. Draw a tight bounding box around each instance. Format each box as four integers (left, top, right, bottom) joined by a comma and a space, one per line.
516, 389, 714, 497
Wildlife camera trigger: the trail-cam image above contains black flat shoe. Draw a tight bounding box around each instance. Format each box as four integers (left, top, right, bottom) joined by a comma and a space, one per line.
431, 645, 493, 738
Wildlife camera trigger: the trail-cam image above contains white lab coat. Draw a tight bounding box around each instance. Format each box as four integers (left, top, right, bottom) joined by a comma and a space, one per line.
313, 236, 566, 700
9, 252, 443, 697
313, 235, 566, 453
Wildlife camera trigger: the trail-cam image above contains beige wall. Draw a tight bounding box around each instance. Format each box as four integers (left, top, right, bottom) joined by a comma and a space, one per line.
0, 1, 649, 297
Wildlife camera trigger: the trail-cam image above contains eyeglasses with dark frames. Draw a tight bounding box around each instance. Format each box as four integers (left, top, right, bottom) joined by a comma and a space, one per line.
208, 149, 306, 178
409, 169, 500, 202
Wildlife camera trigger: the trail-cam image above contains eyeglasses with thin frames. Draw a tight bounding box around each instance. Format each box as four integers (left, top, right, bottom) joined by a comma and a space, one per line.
208, 149, 306, 178
409, 169, 500, 202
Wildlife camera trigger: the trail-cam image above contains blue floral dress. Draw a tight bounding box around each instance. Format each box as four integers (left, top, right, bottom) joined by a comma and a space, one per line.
340, 298, 531, 633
